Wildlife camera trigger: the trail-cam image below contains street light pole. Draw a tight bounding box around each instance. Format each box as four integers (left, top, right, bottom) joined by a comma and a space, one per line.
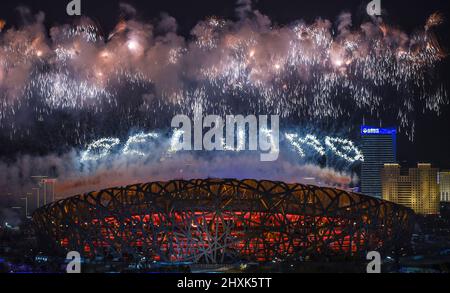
43, 181, 47, 206
21, 196, 29, 218
46, 179, 57, 203
31, 176, 48, 206
27, 193, 33, 211
52, 180, 56, 202
33, 188, 40, 209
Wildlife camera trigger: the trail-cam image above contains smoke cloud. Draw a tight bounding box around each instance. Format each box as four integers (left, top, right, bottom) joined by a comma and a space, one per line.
0, 0, 445, 135
0, 135, 354, 202
0, 1, 446, 209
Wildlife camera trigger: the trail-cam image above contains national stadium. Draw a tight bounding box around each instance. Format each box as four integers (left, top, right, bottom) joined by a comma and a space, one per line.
32, 179, 414, 264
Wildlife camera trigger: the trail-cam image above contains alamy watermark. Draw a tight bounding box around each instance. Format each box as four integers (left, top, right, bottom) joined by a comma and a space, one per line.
64, 249, 381, 273
66, 251, 81, 273
366, 251, 381, 273
67, 0, 81, 16
171, 111, 280, 162
366, 0, 382, 17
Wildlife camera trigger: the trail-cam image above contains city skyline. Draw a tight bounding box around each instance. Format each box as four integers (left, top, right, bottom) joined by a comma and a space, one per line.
0, 0, 450, 277
382, 163, 440, 215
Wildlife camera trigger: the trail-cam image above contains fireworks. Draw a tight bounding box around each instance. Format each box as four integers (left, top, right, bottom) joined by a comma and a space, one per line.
168, 129, 185, 154
425, 12, 444, 31
80, 129, 363, 167
285, 134, 326, 157
285, 133, 363, 163
80, 138, 120, 161
0, 2, 447, 151
123, 132, 159, 156
324, 136, 364, 163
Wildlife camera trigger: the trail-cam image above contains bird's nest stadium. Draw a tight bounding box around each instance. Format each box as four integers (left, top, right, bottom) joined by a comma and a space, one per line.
32, 179, 414, 264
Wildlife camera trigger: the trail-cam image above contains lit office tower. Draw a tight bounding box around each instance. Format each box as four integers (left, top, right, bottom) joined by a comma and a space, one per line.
382, 163, 439, 215
381, 164, 412, 208
410, 164, 439, 214
439, 171, 450, 202
381, 164, 400, 202
361, 126, 397, 198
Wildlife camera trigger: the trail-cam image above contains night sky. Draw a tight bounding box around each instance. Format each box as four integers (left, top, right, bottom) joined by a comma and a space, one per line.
1, 0, 449, 168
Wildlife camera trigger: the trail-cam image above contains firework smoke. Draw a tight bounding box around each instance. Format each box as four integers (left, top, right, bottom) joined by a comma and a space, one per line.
0, 1, 447, 205
0, 145, 354, 200
0, 1, 446, 144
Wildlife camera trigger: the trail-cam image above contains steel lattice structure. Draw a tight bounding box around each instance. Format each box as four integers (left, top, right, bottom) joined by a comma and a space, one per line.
33, 179, 414, 264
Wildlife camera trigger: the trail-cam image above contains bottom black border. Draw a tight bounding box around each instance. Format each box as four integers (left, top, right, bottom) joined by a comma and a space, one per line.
1, 273, 448, 291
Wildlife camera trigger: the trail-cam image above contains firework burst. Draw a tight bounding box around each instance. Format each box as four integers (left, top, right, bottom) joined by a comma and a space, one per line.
0, 3, 447, 148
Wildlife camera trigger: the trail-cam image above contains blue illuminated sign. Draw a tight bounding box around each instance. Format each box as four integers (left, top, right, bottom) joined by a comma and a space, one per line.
361, 126, 396, 135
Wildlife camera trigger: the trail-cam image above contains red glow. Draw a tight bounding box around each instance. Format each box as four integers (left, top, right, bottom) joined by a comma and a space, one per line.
61, 211, 374, 262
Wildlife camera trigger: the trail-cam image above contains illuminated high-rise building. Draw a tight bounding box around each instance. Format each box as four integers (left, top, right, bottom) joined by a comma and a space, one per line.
439, 171, 450, 202
382, 163, 439, 215
361, 126, 397, 198
381, 164, 412, 209
410, 164, 439, 215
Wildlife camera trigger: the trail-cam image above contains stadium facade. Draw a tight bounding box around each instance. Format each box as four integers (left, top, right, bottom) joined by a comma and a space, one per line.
33, 179, 414, 264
